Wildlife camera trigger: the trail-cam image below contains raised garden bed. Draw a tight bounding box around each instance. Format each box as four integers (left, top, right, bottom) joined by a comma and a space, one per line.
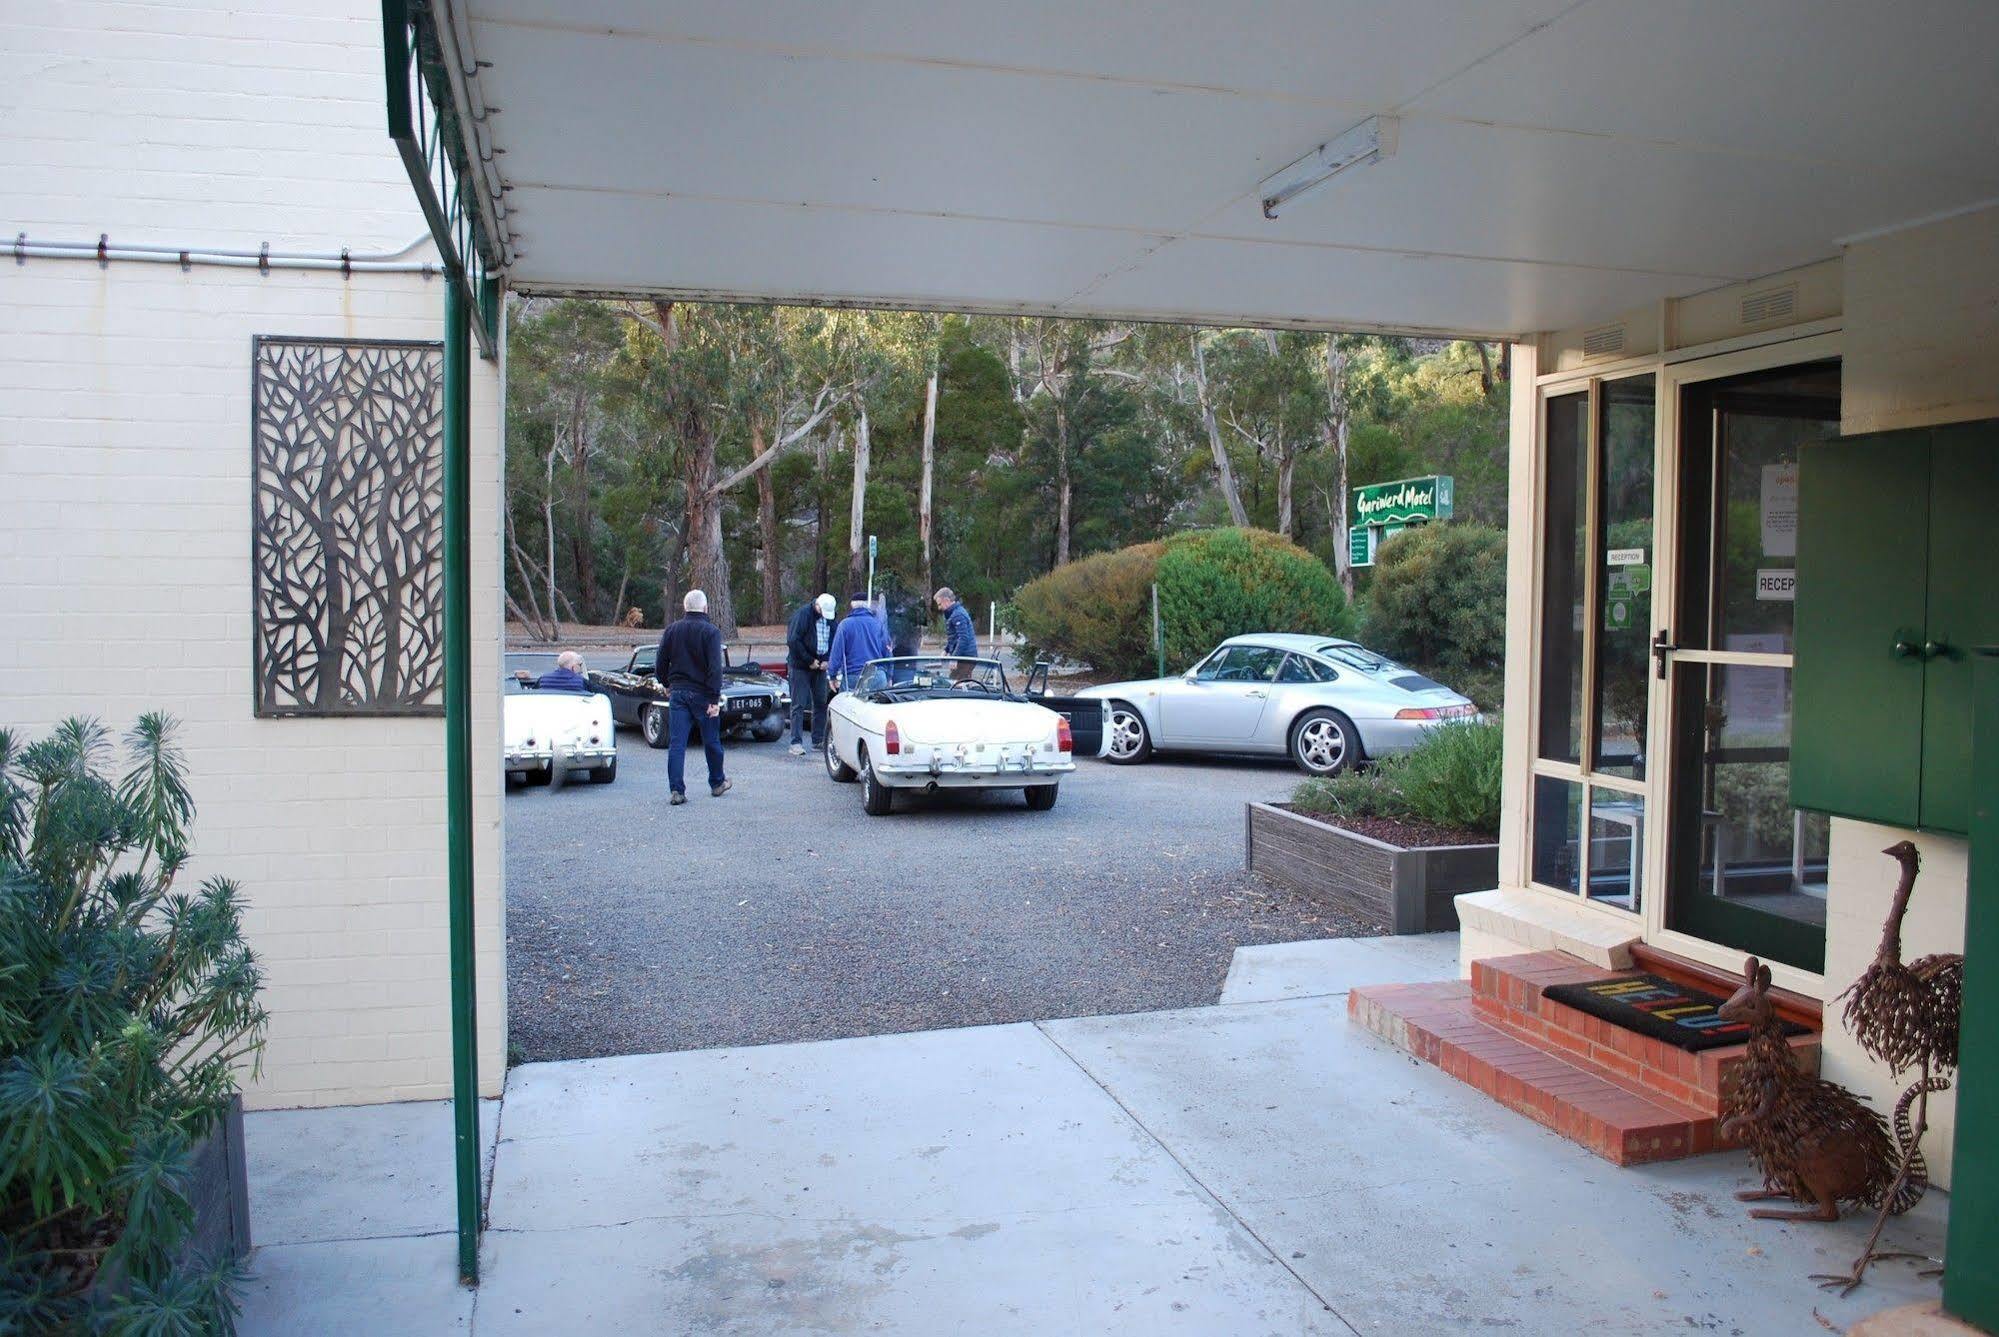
1244, 801, 1497, 934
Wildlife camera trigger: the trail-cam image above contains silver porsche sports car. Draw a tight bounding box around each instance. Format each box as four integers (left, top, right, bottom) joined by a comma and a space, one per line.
1075, 634, 1477, 775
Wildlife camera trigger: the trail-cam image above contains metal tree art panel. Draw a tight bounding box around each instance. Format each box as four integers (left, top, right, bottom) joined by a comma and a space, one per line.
252, 337, 445, 716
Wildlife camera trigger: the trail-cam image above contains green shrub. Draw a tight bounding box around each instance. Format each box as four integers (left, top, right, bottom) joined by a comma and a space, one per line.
1393, 720, 1503, 834
1291, 769, 1409, 824
1153, 528, 1352, 670
0, 715, 267, 1333
1360, 523, 1506, 678
1010, 542, 1164, 679
1289, 719, 1502, 837
1013, 527, 1352, 679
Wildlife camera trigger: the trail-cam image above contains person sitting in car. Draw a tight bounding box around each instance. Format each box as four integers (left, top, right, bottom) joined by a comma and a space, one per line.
517, 650, 591, 692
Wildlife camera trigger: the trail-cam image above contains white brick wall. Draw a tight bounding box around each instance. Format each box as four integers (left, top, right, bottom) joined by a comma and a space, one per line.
1, 1, 507, 1108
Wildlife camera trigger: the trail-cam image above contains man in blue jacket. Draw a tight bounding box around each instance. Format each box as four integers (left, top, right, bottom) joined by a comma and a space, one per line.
785, 592, 837, 756
935, 587, 978, 664
519, 650, 590, 692
825, 592, 891, 691
655, 589, 729, 803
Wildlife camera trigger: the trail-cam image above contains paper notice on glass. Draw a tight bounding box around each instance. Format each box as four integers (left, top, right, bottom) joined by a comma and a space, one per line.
1761, 463, 1798, 557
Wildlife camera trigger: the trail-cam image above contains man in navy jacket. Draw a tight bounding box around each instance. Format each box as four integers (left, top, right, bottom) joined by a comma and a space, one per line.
935, 587, 978, 660
785, 592, 837, 755
656, 589, 728, 802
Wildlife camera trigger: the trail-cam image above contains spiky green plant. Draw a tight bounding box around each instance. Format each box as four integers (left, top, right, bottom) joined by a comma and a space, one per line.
0, 715, 266, 1333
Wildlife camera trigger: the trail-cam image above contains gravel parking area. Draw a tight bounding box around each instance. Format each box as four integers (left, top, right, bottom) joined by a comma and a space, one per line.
504, 672, 1378, 1062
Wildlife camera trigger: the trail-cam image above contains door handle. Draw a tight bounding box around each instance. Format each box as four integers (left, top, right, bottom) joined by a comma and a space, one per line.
1247, 689, 1268, 699
1652, 629, 1676, 680
1922, 640, 1950, 661
1893, 639, 1919, 659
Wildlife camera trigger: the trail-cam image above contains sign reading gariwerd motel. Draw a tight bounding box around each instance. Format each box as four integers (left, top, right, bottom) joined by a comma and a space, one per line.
1349, 475, 1453, 567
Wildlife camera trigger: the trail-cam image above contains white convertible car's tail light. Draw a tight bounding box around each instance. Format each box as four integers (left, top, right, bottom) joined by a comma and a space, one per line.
884, 720, 902, 755
1056, 717, 1074, 753
1395, 704, 1478, 721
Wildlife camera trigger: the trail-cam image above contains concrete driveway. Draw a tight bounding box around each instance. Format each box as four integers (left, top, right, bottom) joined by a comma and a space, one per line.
503, 680, 1373, 1061
239, 936, 1947, 1335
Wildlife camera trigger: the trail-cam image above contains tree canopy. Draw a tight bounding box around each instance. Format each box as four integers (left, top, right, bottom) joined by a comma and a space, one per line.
503, 298, 1510, 636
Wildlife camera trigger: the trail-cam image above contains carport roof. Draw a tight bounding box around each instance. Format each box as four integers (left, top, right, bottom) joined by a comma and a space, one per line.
434, 1, 1999, 338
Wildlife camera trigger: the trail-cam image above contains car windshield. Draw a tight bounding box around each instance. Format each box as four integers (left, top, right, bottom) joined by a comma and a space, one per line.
1318, 644, 1403, 674
856, 656, 1009, 700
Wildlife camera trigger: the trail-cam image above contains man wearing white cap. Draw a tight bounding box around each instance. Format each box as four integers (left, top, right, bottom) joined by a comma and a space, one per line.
655, 588, 729, 802
784, 592, 837, 756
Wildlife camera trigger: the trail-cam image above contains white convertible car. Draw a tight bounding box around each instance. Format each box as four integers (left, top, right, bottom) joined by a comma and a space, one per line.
824, 656, 1107, 815
503, 673, 618, 786
1077, 634, 1477, 775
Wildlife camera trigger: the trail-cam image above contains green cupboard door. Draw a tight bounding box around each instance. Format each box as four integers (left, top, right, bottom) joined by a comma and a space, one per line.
1942, 650, 1999, 1328
1791, 433, 1930, 826
1919, 420, 1999, 834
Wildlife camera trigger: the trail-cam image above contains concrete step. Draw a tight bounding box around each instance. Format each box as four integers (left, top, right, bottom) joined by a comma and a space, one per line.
1349, 979, 1721, 1165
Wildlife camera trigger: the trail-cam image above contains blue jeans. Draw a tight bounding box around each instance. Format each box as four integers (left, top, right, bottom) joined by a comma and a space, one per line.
668, 689, 725, 794
788, 666, 829, 746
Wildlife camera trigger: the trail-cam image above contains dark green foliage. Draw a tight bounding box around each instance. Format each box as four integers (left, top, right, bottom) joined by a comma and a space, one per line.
1154, 528, 1353, 669
1360, 522, 1507, 678
1014, 527, 1351, 676
1010, 543, 1165, 679
1289, 769, 1405, 824
0, 716, 266, 1334
1291, 720, 1502, 837
1392, 719, 1504, 833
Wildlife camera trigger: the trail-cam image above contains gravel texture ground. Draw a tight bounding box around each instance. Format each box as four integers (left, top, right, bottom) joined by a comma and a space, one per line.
503, 663, 1379, 1062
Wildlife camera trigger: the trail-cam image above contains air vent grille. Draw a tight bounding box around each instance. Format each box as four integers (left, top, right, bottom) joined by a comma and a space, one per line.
1582, 324, 1626, 359
1741, 284, 1798, 326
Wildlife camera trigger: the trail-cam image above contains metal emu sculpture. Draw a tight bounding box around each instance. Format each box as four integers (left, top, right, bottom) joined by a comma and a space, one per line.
1718, 957, 1913, 1223
1814, 841, 1963, 1295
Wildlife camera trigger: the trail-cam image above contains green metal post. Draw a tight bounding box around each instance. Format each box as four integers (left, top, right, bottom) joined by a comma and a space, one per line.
1152, 583, 1164, 678
1943, 648, 1999, 1328
443, 279, 481, 1285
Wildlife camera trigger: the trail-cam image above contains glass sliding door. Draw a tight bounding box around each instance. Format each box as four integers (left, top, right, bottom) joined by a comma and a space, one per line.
1530, 374, 1656, 915
1658, 361, 1839, 973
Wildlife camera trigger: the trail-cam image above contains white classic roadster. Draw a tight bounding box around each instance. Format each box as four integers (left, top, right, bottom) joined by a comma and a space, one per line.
823, 656, 1108, 815
503, 673, 618, 786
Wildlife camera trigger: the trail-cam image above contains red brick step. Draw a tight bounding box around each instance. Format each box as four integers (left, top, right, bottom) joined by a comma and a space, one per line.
1469, 951, 1819, 1114
1350, 952, 1821, 1166
1349, 979, 1718, 1165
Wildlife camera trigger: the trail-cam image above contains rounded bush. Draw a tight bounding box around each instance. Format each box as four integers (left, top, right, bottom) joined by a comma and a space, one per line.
1153, 528, 1352, 670
1010, 542, 1165, 679
1360, 522, 1506, 677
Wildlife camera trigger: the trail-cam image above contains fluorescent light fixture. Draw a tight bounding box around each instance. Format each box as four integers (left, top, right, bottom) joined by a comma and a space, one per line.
1259, 116, 1398, 219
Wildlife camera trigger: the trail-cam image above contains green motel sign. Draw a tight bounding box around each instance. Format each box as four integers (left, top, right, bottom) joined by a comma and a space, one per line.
1349, 475, 1453, 567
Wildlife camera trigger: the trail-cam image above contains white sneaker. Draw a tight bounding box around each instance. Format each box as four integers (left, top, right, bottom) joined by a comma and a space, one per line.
788, 743, 805, 756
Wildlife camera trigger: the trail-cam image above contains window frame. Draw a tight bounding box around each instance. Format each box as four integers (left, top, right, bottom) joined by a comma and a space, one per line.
1526, 372, 1658, 915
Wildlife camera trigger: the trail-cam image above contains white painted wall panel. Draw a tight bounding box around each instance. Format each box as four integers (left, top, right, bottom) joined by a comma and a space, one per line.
0, 1, 507, 1109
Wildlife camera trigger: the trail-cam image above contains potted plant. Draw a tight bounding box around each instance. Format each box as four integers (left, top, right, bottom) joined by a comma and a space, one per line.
0, 715, 267, 1333
1245, 719, 1501, 933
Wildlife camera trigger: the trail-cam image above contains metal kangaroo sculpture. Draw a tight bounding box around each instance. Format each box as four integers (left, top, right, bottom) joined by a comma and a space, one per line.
1812, 840, 1963, 1295
1717, 956, 1917, 1223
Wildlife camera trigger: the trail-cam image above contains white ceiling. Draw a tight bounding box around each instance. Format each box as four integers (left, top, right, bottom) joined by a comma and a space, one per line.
454, 0, 1999, 338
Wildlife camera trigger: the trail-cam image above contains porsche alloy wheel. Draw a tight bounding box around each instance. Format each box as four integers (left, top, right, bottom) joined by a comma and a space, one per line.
641, 704, 669, 750
1289, 709, 1358, 776
1104, 704, 1152, 764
